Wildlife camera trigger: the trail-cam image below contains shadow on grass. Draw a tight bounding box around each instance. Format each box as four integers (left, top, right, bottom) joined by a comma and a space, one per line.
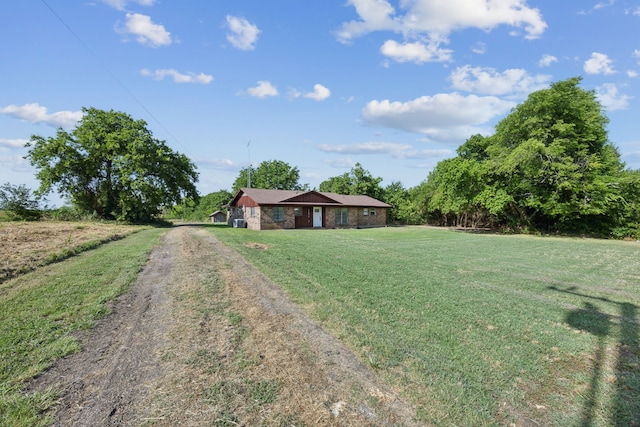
549, 286, 640, 427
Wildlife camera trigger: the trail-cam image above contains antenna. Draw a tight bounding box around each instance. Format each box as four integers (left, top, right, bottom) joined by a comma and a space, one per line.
247, 140, 251, 188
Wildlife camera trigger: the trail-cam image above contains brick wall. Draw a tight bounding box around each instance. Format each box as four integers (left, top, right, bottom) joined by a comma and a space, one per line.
326, 206, 387, 228
259, 206, 296, 230
356, 207, 387, 228
245, 206, 261, 230
253, 205, 387, 230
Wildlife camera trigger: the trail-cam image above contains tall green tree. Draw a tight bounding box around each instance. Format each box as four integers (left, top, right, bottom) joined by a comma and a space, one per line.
232, 160, 306, 193
232, 166, 255, 193
489, 77, 623, 231
383, 181, 420, 224
166, 190, 233, 221
26, 107, 199, 223
423, 77, 637, 236
407, 180, 432, 224
319, 163, 384, 199
318, 173, 351, 194
615, 169, 640, 237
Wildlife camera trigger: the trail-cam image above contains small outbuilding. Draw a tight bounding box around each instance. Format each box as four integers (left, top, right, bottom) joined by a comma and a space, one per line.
227, 188, 390, 230
209, 210, 227, 224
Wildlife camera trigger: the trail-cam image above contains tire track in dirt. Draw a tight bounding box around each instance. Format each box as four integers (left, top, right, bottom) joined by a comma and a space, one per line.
30, 226, 421, 426
209, 228, 420, 426
30, 230, 177, 426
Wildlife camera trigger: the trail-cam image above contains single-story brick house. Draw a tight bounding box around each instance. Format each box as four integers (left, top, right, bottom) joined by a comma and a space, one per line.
228, 188, 390, 230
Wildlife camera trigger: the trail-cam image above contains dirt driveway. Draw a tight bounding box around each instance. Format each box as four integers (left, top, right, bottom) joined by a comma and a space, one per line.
30, 226, 420, 426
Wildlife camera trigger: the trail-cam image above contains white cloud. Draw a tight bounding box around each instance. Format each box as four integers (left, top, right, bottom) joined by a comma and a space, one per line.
317, 141, 450, 159
288, 89, 303, 99
323, 157, 356, 168
380, 39, 452, 63
336, 0, 398, 41
449, 66, 551, 96
594, 0, 615, 11
194, 158, 236, 170
303, 84, 331, 101
318, 141, 412, 156
418, 125, 497, 143
0, 103, 82, 129
0, 138, 29, 148
634, 49, 640, 63
337, 0, 547, 43
584, 52, 616, 75
362, 92, 514, 142
628, 70, 638, 78
619, 141, 640, 170
119, 13, 172, 47
471, 42, 486, 55
140, 68, 213, 84
596, 83, 631, 111
226, 16, 260, 51
100, 0, 155, 11
246, 81, 279, 98
338, 0, 545, 65
0, 154, 32, 173
539, 54, 558, 67
401, 148, 453, 159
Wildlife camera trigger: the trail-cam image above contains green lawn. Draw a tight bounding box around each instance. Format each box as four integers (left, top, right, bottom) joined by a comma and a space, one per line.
210, 226, 640, 426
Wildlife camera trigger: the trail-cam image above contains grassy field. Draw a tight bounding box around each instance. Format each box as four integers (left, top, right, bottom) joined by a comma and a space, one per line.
0, 221, 144, 283
210, 226, 640, 426
0, 224, 163, 426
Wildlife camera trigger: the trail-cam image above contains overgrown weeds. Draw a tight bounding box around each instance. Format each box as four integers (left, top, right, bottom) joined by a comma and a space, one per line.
0, 221, 145, 283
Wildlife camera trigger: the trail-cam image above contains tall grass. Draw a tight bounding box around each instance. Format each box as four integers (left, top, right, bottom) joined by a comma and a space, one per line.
0, 227, 163, 427
211, 226, 640, 426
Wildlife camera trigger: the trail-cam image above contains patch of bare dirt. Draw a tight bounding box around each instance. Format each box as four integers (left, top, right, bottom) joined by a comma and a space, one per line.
244, 242, 271, 250
29, 226, 420, 426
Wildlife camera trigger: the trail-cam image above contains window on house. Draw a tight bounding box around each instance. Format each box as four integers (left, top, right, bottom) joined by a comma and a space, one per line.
363, 208, 369, 216
370, 208, 377, 216
293, 207, 302, 216
250, 207, 255, 217
272, 207, 284, 222
336, 207, 349, 225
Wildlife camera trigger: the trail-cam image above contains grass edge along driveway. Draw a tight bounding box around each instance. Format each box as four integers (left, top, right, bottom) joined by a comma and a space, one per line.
211, 225, 640, 427
0, 227, 164, 427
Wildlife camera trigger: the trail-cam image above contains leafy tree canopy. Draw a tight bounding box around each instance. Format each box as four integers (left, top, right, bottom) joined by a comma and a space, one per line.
232, 160, 307, 193
26, 107, 199, 223
423, 77, 639, 236
319, 163, 383, 199
383, 181, 421, 224
166, 190, 233, 221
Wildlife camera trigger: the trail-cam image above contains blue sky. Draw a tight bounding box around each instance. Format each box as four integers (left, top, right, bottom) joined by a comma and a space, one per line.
1, 0, 639, 206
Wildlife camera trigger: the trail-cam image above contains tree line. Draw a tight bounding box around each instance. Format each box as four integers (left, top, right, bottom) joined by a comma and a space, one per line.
418, 77, 640, 238
2, 78, 638, 237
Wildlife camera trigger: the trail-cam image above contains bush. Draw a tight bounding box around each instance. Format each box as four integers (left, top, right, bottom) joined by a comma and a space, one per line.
0, 183, 44, 221
45, 206, 97, 222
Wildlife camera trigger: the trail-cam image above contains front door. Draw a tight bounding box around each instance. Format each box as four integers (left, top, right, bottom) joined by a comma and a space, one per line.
295, 207, 313, 228
313, 206, 323, 228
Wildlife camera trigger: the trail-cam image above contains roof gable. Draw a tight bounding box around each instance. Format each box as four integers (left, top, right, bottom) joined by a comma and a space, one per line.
281, 190, 340, 204
230, 188, 390, 208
